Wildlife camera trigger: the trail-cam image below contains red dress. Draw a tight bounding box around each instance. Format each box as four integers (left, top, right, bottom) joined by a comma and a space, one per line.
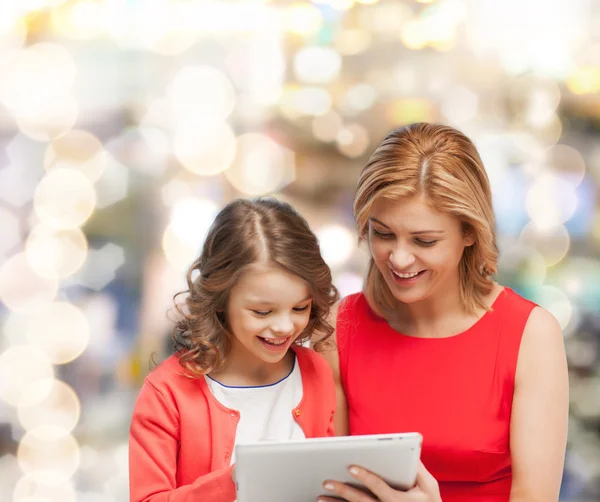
336, 288, 536, 501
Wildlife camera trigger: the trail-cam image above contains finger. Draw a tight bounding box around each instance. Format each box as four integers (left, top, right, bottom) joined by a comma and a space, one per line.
416, 461, 438, 488
347, 465, 398, 500
321, 479, 376, 502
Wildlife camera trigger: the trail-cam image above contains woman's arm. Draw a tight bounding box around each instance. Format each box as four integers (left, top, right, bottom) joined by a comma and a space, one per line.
319, 301, 349, 436
129, 381, 236, 502
510, 307, 569, 501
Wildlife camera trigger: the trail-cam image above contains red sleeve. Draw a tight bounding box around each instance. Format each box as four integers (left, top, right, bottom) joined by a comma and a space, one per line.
129, 381, 236, 502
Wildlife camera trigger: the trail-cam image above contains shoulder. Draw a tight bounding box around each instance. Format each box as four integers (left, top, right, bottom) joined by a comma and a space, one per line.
338, 292, 365, 313
144, 353, 200, 394
521, 306, 564, 351
294, 346, 334, 380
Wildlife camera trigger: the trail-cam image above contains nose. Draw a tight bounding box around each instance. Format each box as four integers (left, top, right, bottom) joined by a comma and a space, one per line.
389, 244, 415, 270
271, 313, 295, 335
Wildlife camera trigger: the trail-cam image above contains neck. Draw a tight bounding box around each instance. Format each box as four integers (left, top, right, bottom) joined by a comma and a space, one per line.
209, 344, 295, 387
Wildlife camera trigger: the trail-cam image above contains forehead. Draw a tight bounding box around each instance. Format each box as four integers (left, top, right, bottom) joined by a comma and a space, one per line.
231, 262, 310, 303
369, 195, 459, 230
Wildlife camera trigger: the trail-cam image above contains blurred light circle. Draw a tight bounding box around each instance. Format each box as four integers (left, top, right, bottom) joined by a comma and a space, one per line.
519, 222, 570, 267
17, 426, 80, 484
285, 3, 323, 35
33, 168, 96, 229
530, 113, 563, 147
316, 225, 356, 268
535, 285, 572, 330
279, 86, 332, 118
225, 134, 295, 195
26, 302, 90, 364
13, 475, 76, 502
162, 224, 200, 271
16, 94, 79, 142
1, 43, 76, 115
0, 253, 58, 314
25, 226, 88, 279
312, 0, 355, 11
170, 198, 219, 246
508, 76, 561, 126
525, 174, 577, 230
567, 67, 600, 95
51, 0, 106, 40
18, 379, 81, 433
336, 124, 370, 158
400, 20, 427, 50
294, 47, 342, 84
341, 84, 378, 115
0, 346, 54, 407
163, 198, 219, 270
0, 15, 27, 55
44, 130, 107, 183
497, 245, 547, 285
167, 66, 235, 123
312, 111, 343, 142
173, 121, 236, 176
542, 144, 586, 187
334, 29, 372, 56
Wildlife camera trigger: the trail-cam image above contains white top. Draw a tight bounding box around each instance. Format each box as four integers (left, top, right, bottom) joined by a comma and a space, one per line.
204, 356, 305, 465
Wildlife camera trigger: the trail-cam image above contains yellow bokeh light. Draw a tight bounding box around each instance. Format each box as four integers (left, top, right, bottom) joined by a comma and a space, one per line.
0, 253, 59, 314
567, 67, 600, 95
17, 426, 80, 484
225, 134, 296, 195
173, 121, 237, 176
16, 95, 79, 142
334, 29, 372, 56
44, 130, 107, 183
13, 475, 76, 502
312, 111, 343, 142
18, 379, 81, 432
33, 168, 97, 230
26, 302, 90, 364
26, 225, 88, 279
519, 222, 571, 267
400, 20, 428, 50
51, 0, 106, 40
0, 346, 54, 407
279, 86, 332, 119
389, 98, 434, 124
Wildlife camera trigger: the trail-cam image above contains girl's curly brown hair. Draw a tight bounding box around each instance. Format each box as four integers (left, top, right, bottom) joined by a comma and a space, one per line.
171, 197, 339, 377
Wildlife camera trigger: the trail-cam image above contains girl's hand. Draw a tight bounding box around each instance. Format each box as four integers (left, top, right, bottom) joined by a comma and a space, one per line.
318, 461, 442, 502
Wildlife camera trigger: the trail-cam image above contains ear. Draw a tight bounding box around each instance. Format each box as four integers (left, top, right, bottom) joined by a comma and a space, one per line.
463, 227, 476, 247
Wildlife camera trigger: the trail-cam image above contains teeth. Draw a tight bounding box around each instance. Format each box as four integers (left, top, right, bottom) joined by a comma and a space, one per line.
262, 337, 287, 345
392, 270, 420, 279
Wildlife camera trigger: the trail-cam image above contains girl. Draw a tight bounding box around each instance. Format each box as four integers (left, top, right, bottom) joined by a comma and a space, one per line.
129, 197, 339, 502
319, 123, 568, 502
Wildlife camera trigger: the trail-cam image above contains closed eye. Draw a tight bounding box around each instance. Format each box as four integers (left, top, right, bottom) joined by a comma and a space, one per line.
372, 228, 394, 239
416, 239, 437, 247
293, 305, 310, 312
252, 310, 271, 316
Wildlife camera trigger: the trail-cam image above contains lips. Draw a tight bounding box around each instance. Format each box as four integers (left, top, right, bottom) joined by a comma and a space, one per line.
257, 335, 292, 351
390, 268, 427, 284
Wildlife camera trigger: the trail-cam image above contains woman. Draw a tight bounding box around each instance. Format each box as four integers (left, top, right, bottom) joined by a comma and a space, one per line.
319, 123, 568, 502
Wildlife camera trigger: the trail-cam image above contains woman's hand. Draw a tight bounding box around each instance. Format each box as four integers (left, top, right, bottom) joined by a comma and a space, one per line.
317, 461, 442, 502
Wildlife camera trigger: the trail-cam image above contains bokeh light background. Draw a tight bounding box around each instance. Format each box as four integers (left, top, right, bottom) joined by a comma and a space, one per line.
0, 0, 599, 500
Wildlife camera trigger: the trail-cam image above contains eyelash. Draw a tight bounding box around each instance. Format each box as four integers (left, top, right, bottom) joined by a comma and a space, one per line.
252, 305, 310, 316
372, 229, 437, 247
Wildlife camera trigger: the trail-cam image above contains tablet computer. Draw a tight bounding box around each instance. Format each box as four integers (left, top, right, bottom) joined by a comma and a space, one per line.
235, 432, 422, 502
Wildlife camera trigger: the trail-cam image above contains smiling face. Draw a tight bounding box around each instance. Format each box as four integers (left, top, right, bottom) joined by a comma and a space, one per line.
225, 262, 313, 368
368, 195, 475, 305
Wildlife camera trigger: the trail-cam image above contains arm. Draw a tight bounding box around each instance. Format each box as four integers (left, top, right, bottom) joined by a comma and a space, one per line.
129, 381, 236, 502
319, 301, 349, 436
509, 307, 569, 502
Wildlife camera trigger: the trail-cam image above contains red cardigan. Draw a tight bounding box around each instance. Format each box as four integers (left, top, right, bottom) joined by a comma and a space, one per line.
129, 346, 336, 502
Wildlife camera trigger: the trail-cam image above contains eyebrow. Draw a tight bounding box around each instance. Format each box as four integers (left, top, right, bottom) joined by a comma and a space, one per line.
369, 217, 445, 235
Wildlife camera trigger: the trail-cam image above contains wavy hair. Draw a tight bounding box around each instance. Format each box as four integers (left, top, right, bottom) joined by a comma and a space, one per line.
171, 197, 339, 377
354, 123, 498, 316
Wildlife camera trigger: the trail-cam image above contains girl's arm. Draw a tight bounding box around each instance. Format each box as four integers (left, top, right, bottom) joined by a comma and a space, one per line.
129, 381, 236, 502
509, 307, 569, 501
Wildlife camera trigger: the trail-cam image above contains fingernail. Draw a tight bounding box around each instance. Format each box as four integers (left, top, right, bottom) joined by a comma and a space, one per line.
323, 482, 334, 491
349, 466, 359, 475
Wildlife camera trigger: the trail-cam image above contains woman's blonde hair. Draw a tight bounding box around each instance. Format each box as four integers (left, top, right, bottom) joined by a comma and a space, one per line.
354, 123, 497, 316
171, 197, 339, 377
